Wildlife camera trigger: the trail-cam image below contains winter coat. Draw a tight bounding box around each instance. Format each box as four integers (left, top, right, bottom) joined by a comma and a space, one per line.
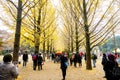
60, 55, 68, 69
23, 54, 28, 61
0, 62, 19, 80
37, 55, 43, 64
104, 60, 118, 80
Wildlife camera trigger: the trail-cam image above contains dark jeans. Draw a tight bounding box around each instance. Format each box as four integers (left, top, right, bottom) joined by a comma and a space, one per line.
38, 62, 42, 70
74, 61, 77, 67
33, 61, 37, 70
70, 59, 73, 66
61, 68, 67, 80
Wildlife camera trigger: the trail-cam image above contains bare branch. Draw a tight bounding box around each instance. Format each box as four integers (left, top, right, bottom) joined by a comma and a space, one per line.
90, 0, 114, 34
22, 0, 29, 7
90, 8, 120, 37
21, 34, 34, 43
91, 21, 119, 49
6, 0, 17, 9
7, 2, 17, 20
22, 0, 41, 19
88, 0, 99, 26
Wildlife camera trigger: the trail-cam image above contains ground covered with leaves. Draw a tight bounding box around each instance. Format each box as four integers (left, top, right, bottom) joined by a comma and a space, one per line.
17, 55, 106, 80
0, 55, 106, 80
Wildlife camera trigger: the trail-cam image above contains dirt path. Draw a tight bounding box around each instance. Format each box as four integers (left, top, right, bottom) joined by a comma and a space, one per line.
16, 55, 106, 80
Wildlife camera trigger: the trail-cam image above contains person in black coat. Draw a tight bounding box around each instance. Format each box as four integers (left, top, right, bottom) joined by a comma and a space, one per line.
69, 53, 74, 66
22, 51, 28, 67
104, 54, 119, 80
60, 52, 68, 80
101, 53, 108, 78
37, 53, 43, 70
78, 54, 82, 67
74, 53, 78, 67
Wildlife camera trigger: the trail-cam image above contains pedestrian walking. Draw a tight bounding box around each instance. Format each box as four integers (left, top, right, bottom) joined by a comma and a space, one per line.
104, 54, 119, 80
32, 52, 37, 70
69, 53, 74, 66
91, 53, 97, 68
37, 53, 43, 70
101, 53, 108, 78
78, 53, 82, 67
60, 52, 68, 80
0, 54, 19, 80
22, 51, 28, 67
84, 53, 87, 63
73, 53, 78, 67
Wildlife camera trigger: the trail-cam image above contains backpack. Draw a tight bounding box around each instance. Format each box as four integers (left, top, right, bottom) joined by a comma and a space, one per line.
32, 54, 37, 60
94, 55, 97, 59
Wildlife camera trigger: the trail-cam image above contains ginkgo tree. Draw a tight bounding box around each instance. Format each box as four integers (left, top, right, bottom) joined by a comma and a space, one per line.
20, 0, 57, 57
61, 0, 120, 70
0, 0, 57, 62
0, 0, 41, 62
61, 0, 90, 53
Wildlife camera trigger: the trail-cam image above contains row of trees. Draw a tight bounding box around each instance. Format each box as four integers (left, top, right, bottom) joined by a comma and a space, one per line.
0, 0, 57, 62
0, 0, 120, 70
60, 0, 120, 69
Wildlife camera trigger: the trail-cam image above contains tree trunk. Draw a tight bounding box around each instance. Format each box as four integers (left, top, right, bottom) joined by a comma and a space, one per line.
71, 37, 74, 52
47, 39, 50, 58
75, 22, 79, 54
34, 8, 41, 54
43, 31, 46, 60
83, 0, 92, 70
71, 29, 74, 52
113, 29, 117, 53
13, 0, 22, 62
35, 45, 39, 54
67, 40, 70, 52
50, 39, 53, 53
34, 32, 40, 54
85, 26, 92, 70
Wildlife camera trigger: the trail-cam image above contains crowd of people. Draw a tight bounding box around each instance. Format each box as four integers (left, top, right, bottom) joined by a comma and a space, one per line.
20, 51, 120, 80
50, 51, 120, 80
0, 51, 120, 80
101, 53, 120, 80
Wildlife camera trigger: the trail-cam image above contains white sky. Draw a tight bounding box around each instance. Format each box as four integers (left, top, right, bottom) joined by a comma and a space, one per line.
0, 0, 119, 34
0, 4, 9, 31
50, 0, 60, 7
0, 0, 60, 30
0, 20, 8, 30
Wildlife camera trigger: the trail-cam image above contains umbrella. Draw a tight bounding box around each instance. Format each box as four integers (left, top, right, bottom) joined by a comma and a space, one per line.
56, 51, 62, 54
